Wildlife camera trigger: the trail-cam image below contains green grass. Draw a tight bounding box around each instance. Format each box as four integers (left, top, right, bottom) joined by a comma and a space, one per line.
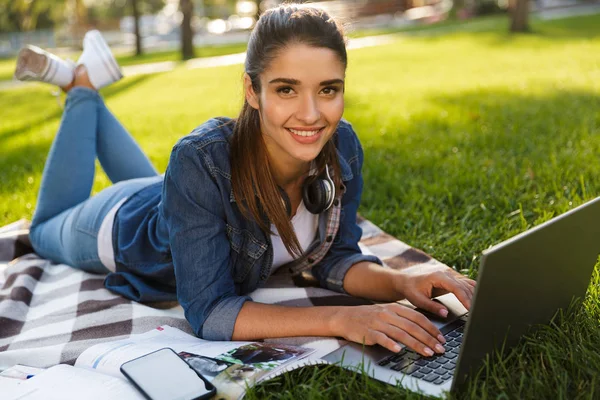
0, 57, 17, 82
1, 12, 600, 399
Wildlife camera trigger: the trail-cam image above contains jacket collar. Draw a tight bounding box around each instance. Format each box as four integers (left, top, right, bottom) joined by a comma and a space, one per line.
229, 149, 353, 203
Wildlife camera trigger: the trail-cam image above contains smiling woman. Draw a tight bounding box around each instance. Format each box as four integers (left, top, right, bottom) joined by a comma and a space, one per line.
21, 4, 475, 358
233, 28, 347, 257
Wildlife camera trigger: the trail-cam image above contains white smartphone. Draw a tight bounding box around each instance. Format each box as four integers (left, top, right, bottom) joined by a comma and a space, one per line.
120, 348, 216, 400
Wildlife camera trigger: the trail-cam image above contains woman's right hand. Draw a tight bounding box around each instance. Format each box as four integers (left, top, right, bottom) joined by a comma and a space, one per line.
332, 303, 446, 356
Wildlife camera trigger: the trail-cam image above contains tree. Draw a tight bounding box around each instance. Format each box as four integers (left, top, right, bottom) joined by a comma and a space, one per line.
253, 0, 261, 21
131, 0, 143, 55
510, 0, 529, 32
86, 0, 164, 56
0, 0, 65, 32
180, 0, 194, 60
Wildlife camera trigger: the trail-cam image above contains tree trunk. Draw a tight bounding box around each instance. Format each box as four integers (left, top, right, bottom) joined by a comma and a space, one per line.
131, 0, 143, 56
254, 0, 261, 22
72, 0, 88, 42
180, 0, 194, 60
510, 0, 529, 32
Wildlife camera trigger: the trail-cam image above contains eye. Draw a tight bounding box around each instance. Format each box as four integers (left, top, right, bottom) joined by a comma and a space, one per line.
321, 86, 339, 96
276, 86, 295, 95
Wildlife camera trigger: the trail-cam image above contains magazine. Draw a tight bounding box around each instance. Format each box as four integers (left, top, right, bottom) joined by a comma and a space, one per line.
2, 325, 329, 400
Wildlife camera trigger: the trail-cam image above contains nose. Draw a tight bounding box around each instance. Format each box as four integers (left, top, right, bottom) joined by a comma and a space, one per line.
296, 94, 320, 125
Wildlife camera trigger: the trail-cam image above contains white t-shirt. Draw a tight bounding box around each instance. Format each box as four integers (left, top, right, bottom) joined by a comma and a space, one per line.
97, 197, 128, 272
98, 199, 319, 274
270, 200, 319, 273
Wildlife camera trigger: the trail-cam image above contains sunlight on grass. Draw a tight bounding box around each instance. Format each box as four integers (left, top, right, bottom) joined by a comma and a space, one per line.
0, 57, 17, 82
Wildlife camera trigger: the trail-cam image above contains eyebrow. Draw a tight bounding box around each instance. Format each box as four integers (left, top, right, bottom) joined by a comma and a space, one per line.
268, 78, 345, 86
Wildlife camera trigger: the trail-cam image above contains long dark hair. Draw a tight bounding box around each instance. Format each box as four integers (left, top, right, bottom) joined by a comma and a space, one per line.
230, 4, 348, 258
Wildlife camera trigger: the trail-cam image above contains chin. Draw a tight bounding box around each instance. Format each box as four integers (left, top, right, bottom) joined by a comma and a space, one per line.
292, 153, 320, 164
289, 141, 330, 162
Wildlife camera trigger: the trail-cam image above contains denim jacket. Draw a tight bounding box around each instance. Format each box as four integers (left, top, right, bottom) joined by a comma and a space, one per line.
106, 117, 382, 341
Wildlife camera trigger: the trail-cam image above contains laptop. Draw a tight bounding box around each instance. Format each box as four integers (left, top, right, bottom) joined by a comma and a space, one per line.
323, 196, 600, 397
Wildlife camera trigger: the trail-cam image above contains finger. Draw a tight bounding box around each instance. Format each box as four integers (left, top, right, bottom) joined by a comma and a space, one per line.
460, 277, 476, 299
380, 323, 441, 357
444, 273, 473, 298
368, 331, 403, 354
465, 278, 477, 287
459, 280, 475, 299
390, 302, 444, 340
431, 286, 450, 298
466, 280, 476, 295
402, 291, 451, 319
384, 319, 445, 355
381, 313, 441, 349
446, 268, 475, 285
436, 276, 472, 310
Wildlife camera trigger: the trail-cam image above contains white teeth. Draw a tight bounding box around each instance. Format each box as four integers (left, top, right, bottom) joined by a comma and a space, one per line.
288, 128, 321, 137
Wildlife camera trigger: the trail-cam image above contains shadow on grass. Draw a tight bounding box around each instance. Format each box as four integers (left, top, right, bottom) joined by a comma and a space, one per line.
0, 141, 51, 195
99, 74, 154, 98
348, 88, 599, 270
0, 74, 158, 199
0, 74, 153, 145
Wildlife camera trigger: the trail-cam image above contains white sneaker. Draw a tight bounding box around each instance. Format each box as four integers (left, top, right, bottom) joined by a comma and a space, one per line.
14, 45, 75, 87
77, 30, 123, 90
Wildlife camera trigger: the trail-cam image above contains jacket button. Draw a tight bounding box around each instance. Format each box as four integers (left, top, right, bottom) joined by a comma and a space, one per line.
326, 235, 333, 242
307, 258, 314, 264
333, 199, 340, 207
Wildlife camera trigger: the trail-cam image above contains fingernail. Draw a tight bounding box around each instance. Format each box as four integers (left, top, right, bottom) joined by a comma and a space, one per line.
437, 335, 446, 344
435, 344, 445, 353
439, 309, 448, 317
424, 347, 434, 356
394, 345, 402, 352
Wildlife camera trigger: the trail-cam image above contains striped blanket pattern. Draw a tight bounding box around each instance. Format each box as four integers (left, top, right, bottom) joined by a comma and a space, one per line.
0, 217, 443, 370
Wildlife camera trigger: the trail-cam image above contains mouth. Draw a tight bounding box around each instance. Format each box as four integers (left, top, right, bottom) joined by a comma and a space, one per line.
285, 127, 325, 137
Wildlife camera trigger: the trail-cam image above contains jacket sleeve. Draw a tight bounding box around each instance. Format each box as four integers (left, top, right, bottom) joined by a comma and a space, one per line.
311, 124, 383, 293
162, 141, 251, 341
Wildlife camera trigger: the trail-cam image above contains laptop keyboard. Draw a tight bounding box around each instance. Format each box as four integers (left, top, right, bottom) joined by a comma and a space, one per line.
377, 317, 466, 385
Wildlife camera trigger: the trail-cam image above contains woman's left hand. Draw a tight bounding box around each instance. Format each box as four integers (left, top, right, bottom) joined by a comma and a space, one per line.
393, 263, 476, 318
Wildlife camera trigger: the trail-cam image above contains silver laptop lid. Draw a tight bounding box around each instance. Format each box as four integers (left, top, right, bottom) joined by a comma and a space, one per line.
452, 196, 600, 389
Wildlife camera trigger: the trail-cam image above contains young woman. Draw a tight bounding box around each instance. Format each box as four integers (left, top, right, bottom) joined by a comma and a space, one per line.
19, 4, 475, 358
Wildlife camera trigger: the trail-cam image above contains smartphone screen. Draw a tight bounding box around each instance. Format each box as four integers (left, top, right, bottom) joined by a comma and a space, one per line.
121, 348, 215, 400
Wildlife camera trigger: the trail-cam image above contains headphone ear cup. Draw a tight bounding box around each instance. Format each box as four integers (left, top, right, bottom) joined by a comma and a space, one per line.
303, 179, 334, 214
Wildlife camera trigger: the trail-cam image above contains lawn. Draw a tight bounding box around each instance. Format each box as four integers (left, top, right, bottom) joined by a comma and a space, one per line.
1, 12, 599, 399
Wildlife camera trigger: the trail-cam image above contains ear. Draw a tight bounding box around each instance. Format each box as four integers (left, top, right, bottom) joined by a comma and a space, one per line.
243, 73, 260, 110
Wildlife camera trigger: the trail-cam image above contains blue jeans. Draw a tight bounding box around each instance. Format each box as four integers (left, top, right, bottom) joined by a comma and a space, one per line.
29, 87, 160, 274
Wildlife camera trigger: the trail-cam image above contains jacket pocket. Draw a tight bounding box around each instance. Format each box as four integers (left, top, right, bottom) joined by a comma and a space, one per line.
226, 224, 268, 282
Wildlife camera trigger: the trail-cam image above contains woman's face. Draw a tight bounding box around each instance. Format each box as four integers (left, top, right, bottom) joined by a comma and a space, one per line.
246, 43, 345, 167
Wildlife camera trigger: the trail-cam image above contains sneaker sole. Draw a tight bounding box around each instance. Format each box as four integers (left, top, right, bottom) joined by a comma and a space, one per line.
86, 31, 123, 83
14, 47, 50, 81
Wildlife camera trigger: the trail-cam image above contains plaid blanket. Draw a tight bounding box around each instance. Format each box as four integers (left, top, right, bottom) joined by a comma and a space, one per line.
0, 217, 444, 371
